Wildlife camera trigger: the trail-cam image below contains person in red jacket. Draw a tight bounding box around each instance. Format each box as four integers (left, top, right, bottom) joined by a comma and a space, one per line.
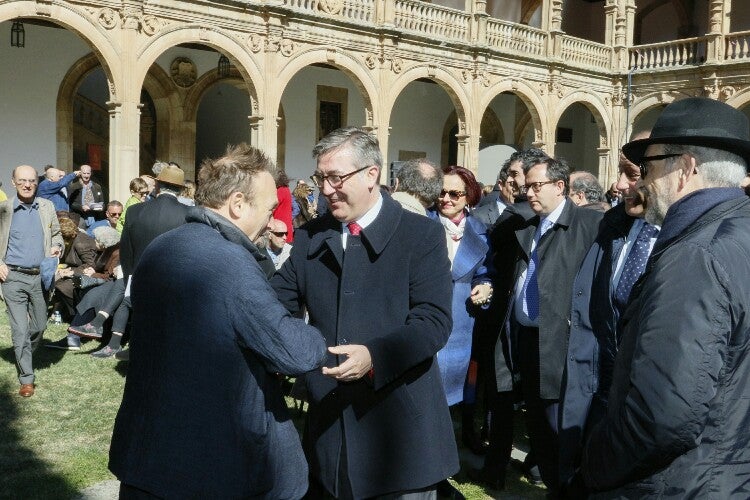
272, 170, 294, 243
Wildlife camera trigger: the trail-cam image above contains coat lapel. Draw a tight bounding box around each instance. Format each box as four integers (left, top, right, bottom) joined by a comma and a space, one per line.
308, 217, 344, 269
452, 221, 488, 281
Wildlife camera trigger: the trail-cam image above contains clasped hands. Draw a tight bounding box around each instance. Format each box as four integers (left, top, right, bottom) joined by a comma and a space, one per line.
322, 344, 372, 382
470, 282, 493, 306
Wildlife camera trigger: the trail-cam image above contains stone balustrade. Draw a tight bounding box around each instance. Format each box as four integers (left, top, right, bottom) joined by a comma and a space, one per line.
393, 0, 469, 42
486, 18, 547, 58
282, 0, 374, 23
560, 35, 612, 71
629, 37, 708, 71
726, 31, 750, 60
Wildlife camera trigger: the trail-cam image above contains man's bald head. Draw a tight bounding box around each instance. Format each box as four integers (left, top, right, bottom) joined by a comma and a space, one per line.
267, 218, 289, 251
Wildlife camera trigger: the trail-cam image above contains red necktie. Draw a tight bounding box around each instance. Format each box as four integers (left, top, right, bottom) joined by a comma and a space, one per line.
347, 221, 362, 236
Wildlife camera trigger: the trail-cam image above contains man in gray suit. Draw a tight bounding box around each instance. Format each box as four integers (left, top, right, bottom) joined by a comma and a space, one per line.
0, 165, 63, 397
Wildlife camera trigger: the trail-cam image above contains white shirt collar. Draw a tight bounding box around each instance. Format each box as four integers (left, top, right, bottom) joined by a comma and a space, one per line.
341, 193, 383, 234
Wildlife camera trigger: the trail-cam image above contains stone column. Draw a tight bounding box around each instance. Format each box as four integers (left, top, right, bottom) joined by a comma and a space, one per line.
706, 0, 729, 63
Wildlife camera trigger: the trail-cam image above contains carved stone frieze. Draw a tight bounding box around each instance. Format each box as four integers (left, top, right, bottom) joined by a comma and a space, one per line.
248, 34, 264, 53
247, 33, 296, 56
390, 57, 403, 74
365, 53, 378, 70
170, 57, 197, 88
318, 0, 344, 15
98, 8, 118, 29
36, 0, 52, 17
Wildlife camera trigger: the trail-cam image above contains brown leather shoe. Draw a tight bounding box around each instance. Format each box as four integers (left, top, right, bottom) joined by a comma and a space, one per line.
19, 383, 35, 397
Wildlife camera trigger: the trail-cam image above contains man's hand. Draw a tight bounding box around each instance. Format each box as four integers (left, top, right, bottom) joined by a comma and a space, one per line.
322, 344, 373, 382
57, 268, 74, 279
82, 205, 90, 212
0, 263, 8, 282
50, 246, 62, 257
82, 267, 95, 277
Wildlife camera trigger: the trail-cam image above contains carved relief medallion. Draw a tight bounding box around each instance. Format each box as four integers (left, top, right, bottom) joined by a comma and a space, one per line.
98, 8, 119, 29
319, 0, 344, 15
170, 57, 197, 88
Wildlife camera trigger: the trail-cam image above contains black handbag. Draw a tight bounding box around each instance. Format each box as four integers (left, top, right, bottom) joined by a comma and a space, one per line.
73, 274, 108, 289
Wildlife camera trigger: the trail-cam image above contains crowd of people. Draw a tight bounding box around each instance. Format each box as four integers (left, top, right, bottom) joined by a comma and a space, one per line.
2, 96, 750, 498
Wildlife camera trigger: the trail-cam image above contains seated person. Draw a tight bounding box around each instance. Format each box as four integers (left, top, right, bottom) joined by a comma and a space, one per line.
54, 217, 98, 317
117, 178, 149, 233
87, 201, 123, 236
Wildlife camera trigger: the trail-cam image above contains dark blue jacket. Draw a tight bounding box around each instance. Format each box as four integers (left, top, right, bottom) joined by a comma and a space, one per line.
559, 204, 635, 484
271, 193, 459, 498
109, 211, 327, 499
37, 172, 77, 211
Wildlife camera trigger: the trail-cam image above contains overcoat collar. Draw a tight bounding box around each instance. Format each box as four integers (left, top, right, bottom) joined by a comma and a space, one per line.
515, 198, 575, 258
451, 219, 488, 281
308, 192, 403, 268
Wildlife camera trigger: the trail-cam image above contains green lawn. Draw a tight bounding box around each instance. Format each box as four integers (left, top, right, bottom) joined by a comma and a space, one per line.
0, 312, 545, 499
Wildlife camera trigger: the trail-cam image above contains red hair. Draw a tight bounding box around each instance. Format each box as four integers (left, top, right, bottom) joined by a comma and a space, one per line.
442, 165, 482, 207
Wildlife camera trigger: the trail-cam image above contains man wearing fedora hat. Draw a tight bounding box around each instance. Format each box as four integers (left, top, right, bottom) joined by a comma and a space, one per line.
581, 97, 750, 497
107, 162, 191, 360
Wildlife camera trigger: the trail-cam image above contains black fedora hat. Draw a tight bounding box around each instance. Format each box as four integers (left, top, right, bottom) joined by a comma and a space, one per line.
622, 97, 750, 166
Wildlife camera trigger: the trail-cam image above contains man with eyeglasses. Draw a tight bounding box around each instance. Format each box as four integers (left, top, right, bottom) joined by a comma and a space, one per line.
263, 218, 292, 270
86, 200, 123, 236
499, 156, 601, 495
559, 130, 659, 494
272, 127, 458, 499
0, 165, 63, 397
581, 98, 750, 497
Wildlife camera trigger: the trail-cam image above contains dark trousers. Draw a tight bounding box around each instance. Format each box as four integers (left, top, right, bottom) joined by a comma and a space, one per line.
518, 326, 560, 495
119, 483, 162, 499
483, 390, 515, 473
2, 270, 47, 385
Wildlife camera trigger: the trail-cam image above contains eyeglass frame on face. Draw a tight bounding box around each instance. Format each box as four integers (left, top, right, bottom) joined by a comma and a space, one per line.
106, 211, 123, 218
523, 180, 558, 194
310, 165, 371, 189
439, 189, 466, 201
638, 153, 682, 179
14, 178, 37, 186
270, 231, 287, 237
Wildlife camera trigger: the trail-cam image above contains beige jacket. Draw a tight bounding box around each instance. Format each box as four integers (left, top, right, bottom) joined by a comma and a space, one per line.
0, 196, 63, 264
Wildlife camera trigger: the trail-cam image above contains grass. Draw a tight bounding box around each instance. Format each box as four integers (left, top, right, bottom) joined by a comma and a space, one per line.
0, 311, 546, 499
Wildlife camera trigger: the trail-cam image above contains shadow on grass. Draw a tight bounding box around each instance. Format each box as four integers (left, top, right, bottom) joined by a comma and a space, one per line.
1, 345, 68, 373
114, 360, 128, 378
0, 379, 78, 499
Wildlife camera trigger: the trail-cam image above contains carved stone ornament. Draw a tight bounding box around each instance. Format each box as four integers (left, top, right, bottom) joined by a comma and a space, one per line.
170, 57, 197, 88
199, 27, 210, 41
97, 8, 119, 29
427, 64, 437, 78
721, 85, 736, 101
479, 71, 491, 87
390, 57, 403, 74
318, 0, 344, 15
248, 34, 264, 53
365, 53, 378, 70
141, 15, 162, 36
122, 6, 141, 30
461, 69, 471, 84
326, 48, 338, 63
280, 38, 295, 57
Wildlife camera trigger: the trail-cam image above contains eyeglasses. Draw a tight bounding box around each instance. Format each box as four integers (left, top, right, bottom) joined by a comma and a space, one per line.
107, 212, 122, 218
638, 153, 682, 179
270, 231, 287, 237
439, 190, 466, 201
523, 180, 556, 193
14, 179, 37, 185
138, 191, 150, 196
310, 165, 371, 189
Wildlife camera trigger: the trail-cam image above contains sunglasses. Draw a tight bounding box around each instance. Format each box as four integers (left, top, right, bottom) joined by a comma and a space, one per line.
638, 153, 682, 179
439, 190, 466, 201
270, 231, 288, 237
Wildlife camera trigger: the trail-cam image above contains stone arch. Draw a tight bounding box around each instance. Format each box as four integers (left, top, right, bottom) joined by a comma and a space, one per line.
142, 64, 180, 164
1, 2, 120, 92
479, 79, 546, 149
385, 66, 471, 135
134, 25, 263, 115
553, 92, 612, 180
441, 108, 504, 166
273, 47, 378, 129
554, 91, 612, 149
627, 91, 693, 140
183, 67, 246, 122
727, 89, 750, 111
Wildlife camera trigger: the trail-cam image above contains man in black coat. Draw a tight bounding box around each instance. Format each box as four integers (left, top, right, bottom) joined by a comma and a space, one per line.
558, 131, 655, 492
582, 97, 750, 497
271, 127, 458, 499
501, 157, 602, 494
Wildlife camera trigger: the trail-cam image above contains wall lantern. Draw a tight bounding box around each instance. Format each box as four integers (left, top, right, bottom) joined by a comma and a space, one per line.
217, 54, 230, 78
11, 21, 25, 48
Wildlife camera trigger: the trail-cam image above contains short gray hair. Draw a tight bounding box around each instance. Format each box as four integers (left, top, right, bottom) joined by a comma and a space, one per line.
93, 226, 121, 248
395, 158, 443, 206
312, 127, 382, 173
664, 144, 746, 187
570, 171, 605, 203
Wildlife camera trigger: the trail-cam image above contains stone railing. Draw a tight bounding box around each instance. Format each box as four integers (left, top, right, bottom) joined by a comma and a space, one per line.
560, 35, 611, 71
726, 31, 750, 61
628, 37, 708, 70
282, 0, 374, 23
486, 18, 547, 58
394, 0, 470, 43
